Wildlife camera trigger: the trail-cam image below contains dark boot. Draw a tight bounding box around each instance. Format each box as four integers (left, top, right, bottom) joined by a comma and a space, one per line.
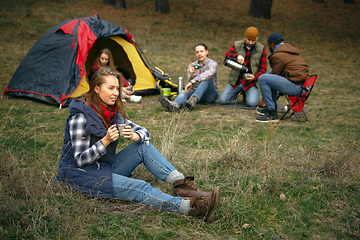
257, 104, 278, 115
173, 176, 210, 198
255, 109, 279, 123
190, 187, 221, 223
256, 107, 268, 116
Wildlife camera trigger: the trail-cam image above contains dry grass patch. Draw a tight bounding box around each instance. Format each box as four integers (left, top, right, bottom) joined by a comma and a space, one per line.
1, 0, 360, 239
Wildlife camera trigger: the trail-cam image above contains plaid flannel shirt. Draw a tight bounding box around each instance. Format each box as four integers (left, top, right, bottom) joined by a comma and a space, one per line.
225, 43, 267, 91
187, 57, 218, 92
69, 113, 150, 168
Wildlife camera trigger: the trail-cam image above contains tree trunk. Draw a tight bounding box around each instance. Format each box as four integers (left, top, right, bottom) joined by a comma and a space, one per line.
249, 0, 273, 19
103, 0, 112, 5
155, 0, 170, 14
102, 0, 126, 9
114, 0, 126, 9
343, 0, 355, 3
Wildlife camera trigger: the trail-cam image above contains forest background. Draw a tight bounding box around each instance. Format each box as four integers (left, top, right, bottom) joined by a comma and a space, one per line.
0, 0, 359, 239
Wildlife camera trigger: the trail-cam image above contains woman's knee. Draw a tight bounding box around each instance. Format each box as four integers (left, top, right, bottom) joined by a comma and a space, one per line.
131, 141, 150, 150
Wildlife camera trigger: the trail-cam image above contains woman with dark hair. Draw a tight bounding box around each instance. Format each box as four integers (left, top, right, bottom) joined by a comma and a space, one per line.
56, 67, 221, 222
90, 48, 142, 103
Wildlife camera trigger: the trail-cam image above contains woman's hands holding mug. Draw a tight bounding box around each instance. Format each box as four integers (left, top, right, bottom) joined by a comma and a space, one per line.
119, 125, 140, 142
102, 124, 119, 147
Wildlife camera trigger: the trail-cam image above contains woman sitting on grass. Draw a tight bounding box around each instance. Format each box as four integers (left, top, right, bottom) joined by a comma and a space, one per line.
56, 66, 220, 222
90, 48, 142, 103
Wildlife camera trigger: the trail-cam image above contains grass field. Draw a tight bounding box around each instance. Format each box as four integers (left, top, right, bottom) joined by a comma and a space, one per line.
1, 0, 360, 239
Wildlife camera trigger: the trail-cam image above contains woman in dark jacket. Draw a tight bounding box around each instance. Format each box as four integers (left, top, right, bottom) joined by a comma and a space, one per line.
56, 67, 220, 222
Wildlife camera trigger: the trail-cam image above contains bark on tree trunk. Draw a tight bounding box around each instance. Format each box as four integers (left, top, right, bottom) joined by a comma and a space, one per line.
155, 0, 170, 14
102, 0, 126, 9
114, 0, 126, 9
249, 0, 273, 19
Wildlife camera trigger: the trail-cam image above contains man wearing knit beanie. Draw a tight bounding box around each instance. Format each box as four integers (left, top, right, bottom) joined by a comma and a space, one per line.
219, 27, 267, 108
255, 33, 309, 123
245, 27, 259, 41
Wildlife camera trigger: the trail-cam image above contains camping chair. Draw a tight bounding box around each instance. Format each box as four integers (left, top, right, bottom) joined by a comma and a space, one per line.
281, 74, 318, 122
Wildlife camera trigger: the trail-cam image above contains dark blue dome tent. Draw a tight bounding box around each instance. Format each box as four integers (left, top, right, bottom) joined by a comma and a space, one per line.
3, 14, 158, 107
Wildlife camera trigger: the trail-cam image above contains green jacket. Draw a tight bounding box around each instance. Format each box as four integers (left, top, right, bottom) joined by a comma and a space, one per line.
228, 39, 264, 86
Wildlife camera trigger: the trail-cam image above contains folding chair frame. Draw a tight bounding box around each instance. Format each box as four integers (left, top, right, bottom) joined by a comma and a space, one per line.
281, 75, 318, 122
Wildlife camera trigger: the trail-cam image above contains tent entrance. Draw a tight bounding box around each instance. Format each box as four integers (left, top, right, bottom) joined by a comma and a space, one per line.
85, 36, 157, 95
86, 37, 136, 84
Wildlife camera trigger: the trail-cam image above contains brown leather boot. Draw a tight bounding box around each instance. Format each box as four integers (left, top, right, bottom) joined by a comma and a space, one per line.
258, 100, 266, 108
173, 176, 210, 198
190, 186, 220, 223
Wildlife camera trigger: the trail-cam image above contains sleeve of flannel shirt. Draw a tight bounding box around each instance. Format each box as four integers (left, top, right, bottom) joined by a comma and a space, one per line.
193, 59, 217, 82
225, 43, 238, 60
124, 118, 151, 145
69, 113, 107, 168
253, 47, 267, 81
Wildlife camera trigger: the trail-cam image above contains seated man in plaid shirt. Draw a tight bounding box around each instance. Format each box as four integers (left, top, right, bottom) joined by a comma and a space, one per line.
158, 43, 218, 112
219, 27, 267, 107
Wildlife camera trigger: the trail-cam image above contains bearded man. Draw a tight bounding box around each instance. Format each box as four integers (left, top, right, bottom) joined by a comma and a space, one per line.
219, 27, 267, 107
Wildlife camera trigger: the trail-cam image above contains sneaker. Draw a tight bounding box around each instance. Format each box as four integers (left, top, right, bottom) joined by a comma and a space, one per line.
256, 108, 268, 116
130, 95, 142, 103
158, 96, 179, 112
183, 95, 198, 110
255, 110, 279, 123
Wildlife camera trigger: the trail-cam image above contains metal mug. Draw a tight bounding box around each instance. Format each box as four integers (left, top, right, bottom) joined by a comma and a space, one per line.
117, 124, 128, 137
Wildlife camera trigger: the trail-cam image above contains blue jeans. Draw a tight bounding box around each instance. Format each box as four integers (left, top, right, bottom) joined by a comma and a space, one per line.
174, 79, 218, 107
258, 73, 303, 111
111, 142, 184, 214
218, 83, 259, 107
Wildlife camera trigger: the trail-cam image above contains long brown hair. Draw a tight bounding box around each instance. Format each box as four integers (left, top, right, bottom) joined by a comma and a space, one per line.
76, 67, 128, 127
96, 48, 115, 68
